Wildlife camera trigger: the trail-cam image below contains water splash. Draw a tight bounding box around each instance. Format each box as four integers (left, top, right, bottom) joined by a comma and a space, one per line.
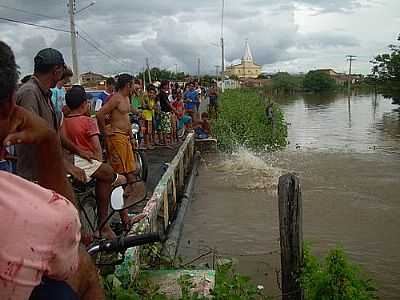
207, 146, 284, 192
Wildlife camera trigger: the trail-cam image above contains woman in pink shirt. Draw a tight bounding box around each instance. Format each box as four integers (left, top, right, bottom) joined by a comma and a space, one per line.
0, 41, 105, 300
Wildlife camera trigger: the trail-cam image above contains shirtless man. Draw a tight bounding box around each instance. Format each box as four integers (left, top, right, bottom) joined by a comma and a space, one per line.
96, 74, 145, 226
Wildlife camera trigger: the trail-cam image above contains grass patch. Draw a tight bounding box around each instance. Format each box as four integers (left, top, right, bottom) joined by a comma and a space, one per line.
212, 89, 287, 152
104, 261, 269, 300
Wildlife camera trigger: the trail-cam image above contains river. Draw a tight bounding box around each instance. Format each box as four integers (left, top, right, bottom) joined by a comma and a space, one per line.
178, 93, 400, 299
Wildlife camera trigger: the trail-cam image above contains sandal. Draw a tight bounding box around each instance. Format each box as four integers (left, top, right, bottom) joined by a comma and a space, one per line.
111, 173, 127, 188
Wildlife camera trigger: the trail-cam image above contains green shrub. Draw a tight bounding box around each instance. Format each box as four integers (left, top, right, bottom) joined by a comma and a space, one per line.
303, 71, 337, 92
212, 89, 287, 151
301, 245, 377, 300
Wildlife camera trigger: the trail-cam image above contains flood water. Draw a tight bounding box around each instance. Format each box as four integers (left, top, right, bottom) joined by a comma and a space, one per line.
178, 93, 400, 299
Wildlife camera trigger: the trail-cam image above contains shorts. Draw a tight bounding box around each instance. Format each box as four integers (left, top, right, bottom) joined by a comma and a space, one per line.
195, 127, 209, 139
209, 96, 218, 107
0, 160, 12, 173
29, 277, 79, 300
106, 132, 136, 174
159, 112, 172, 134
74, 156, 102, 182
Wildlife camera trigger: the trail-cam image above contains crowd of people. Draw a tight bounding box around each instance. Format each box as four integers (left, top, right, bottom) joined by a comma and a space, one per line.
0, 41, 219, 300
97, 76, 215, 150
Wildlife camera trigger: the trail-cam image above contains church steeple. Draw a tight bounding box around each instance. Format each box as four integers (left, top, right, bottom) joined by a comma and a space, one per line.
242, 39, 253, 62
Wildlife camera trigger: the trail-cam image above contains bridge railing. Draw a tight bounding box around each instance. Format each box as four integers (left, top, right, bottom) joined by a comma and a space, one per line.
122, 133, 195, 276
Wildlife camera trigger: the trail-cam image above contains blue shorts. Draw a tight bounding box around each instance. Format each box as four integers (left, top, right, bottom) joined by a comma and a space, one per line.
185, 103, 195, 111
0, 160, 12, 173
29, 278, 79, 300
195, 127, 209, 139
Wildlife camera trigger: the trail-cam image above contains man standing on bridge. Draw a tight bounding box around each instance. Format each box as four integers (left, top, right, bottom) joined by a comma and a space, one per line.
97, 74, 145, 227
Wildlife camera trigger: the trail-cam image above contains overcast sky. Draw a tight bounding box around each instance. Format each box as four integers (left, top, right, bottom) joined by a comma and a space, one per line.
1, 0, 399, 76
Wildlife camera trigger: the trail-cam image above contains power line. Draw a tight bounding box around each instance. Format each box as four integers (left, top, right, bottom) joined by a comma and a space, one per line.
0, 4, 65, 20
0, 16, 71, 33
76, 25, 132, 67
77, 33, 128, 68
0, 9, 132, 71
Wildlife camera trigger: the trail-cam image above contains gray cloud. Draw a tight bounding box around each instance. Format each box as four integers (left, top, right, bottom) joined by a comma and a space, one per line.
297, 32, 359, 49
0, 0, 396, 76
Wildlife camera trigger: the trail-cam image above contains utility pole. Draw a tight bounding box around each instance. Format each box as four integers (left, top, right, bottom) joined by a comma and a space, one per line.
68, 0, 79, 84
174, 63, 178, 81
346, 55, 356, 96
197, 58, 201, 82
146, 57, 152, 84
220, 0, 225, 93
215, 65, 220, 87
142, 66, 146, 92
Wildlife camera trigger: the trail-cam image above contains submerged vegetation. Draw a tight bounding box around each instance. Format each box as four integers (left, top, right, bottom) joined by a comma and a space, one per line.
212, 89, 287, 152
301, 245, 377, 300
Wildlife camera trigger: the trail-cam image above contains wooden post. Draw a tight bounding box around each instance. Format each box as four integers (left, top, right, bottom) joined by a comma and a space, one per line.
278, 174, 304, 300
163, 189, 169, 229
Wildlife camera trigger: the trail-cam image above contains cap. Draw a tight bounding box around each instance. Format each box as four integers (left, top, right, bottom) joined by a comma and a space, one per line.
65, 85, 88, 109
34, 48, 65, 67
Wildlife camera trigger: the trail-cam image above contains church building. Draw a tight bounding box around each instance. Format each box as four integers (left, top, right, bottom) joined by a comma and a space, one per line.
225, 41, 261, 79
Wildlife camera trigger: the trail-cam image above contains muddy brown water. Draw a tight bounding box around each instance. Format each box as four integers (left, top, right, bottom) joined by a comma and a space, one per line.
178, 93, 400, 299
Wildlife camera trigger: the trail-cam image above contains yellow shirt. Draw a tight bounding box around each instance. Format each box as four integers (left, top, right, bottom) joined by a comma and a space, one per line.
143, 97, 155, 121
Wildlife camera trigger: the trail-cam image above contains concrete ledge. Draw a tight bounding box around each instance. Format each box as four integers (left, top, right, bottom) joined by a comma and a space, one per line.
195, 137, 218, 153
116, 133, 196, 277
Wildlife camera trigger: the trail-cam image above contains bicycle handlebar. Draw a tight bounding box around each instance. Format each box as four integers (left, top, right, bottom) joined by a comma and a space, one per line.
87, 232, 161, 256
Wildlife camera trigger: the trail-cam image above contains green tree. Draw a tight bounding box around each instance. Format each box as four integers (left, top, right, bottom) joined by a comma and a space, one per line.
271, 72, 302, 94
137, 68, 188, 83
370, 34, 400, 103
303, 70, 336, 92
257, 73, 270, 79
201, 74, 215, 85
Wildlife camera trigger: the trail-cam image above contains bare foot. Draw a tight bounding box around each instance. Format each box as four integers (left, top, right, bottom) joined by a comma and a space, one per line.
120, 212, 147, 231
100, 225, 117, 240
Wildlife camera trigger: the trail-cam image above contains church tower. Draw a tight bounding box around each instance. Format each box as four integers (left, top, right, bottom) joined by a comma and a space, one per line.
225, 40, 261, 79
242, 39, 254, 63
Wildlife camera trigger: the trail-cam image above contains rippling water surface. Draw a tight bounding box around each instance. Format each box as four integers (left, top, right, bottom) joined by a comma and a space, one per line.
179, 94, 400, 299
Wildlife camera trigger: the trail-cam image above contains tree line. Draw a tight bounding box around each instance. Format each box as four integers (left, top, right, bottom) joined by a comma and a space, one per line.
368, 34, 400, 103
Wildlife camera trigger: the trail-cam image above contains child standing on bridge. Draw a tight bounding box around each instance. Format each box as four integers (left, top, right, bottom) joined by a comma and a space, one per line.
142, 86, 157, 150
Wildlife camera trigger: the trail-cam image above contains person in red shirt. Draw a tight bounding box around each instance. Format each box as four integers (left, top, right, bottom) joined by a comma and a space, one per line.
62, 85, 126, 239
172, 91, 192, 133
